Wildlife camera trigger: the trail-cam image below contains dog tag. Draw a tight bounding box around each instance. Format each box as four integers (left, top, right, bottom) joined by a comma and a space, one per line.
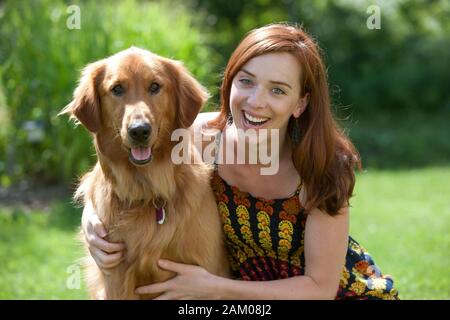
156, 207, 166, 224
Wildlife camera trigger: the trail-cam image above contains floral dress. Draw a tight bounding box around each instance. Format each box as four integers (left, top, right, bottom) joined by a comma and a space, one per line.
210, 170, 399, 300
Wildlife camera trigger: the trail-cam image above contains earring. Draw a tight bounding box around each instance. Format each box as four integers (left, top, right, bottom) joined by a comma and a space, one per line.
227, 112, 233, 125
291, 117, 301, 146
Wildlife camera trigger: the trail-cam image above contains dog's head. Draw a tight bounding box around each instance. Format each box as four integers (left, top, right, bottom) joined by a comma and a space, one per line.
60, 47, 208, 166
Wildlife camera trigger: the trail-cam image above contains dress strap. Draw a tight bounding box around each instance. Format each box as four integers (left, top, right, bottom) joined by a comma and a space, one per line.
213, 130, 222, 169
294, 180, 303, 197
285, 180, 302, 198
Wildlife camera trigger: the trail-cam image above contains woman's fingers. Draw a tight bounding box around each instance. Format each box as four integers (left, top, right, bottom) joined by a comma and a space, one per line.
157, 259, 194, 274
90, 213, 107, 238
85, 215, 125, 253
135, 280, 172, 295
82, 206, 125, 269
92, 254, 124, 271
89, 233, 125, 253
90, 247, 124, 269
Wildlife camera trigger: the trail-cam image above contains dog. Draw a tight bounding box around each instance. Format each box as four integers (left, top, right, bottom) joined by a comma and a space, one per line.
60, 47, 229, 299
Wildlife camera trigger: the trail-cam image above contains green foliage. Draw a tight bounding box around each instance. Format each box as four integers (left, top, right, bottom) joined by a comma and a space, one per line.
0, 0, 218, 185
342, 109, 450, 169
299, 0, 450, 114
0, 0, 449, 184
193, 0, 450, 114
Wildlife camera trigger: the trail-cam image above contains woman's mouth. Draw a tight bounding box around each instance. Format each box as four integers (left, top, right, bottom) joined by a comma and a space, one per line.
242, 111, 270, 128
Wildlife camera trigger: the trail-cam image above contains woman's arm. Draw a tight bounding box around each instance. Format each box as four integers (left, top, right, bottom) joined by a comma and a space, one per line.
217, 207, 349, 299
135, 207, 349, 300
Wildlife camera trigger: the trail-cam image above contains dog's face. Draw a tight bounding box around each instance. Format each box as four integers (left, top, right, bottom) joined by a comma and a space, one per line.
61, 47, 208, 166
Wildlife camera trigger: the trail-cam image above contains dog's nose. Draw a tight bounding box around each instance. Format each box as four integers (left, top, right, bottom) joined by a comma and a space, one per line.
128, 122, 151, 142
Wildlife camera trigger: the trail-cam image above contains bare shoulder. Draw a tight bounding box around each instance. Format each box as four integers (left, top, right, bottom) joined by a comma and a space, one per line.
299, 186, 349, 221
189, 112, 220, 155
307, 206, 349, 225
191, 111, 220, 132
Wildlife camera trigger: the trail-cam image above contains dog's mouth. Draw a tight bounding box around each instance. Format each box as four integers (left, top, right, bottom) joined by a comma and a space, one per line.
128, 146, 153, 166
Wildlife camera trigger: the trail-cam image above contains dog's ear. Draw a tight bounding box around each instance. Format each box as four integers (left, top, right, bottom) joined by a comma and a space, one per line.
166, 60, 210, 128
58, 60, 105, 133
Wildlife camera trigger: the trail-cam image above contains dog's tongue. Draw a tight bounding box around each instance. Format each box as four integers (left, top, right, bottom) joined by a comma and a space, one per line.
131, 147, 151, 161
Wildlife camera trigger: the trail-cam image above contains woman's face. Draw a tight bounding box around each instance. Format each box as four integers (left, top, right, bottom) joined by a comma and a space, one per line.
229, 52, 308, 136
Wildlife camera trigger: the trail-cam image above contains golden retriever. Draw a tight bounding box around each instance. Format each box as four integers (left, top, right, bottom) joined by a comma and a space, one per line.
60, 47, 229, 299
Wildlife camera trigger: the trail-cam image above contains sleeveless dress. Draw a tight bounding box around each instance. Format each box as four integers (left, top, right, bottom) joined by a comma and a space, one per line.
210, 171, 399, 300
209, 133, 399, 300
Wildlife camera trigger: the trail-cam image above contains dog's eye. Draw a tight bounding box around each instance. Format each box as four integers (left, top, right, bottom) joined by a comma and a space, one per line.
111, 84, 125, 96
149, 82, 161, 95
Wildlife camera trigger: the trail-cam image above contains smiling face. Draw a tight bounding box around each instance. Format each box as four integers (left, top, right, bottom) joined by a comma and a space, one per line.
62, 47, 208, 167
98, 49, 177, 165
229, 52, 309, 141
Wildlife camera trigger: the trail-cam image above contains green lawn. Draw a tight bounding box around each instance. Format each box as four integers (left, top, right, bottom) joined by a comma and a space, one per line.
0, 202, 88, 299
0, 167, 449, 299
350, 167, 450, 299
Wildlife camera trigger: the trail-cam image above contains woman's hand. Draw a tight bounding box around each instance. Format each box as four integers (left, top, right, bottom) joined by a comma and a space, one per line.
135, 259, 224, 300
82, 201, 126, 271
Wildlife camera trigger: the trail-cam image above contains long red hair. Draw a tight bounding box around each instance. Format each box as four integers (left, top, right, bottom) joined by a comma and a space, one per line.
209, 23, 361, 216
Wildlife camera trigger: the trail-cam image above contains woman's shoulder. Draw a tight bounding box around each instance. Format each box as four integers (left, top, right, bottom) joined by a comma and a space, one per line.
189, 112, 220, 155
192, 111, 220, 132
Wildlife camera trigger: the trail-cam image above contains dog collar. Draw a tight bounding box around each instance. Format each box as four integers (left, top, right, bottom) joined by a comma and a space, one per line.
153, 197, 166, 225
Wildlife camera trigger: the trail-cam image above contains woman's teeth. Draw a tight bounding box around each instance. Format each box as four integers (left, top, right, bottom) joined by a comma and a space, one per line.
243, 112, 270, 126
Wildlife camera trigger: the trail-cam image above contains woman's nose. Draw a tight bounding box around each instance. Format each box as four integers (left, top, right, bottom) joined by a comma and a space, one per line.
247, 86, 266, 109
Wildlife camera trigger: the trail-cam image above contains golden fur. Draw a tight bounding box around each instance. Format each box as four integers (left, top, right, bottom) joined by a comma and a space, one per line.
60, 47, 229, 299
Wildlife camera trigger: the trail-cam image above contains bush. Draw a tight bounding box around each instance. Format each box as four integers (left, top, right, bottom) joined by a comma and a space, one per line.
1, 0, 449, 185
191, 0, 450, 168
193, 0, 450, 114
0, 0, 218, 185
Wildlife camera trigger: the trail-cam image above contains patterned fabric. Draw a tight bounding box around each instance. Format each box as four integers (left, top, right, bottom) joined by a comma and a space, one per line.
211, 170, 399, 300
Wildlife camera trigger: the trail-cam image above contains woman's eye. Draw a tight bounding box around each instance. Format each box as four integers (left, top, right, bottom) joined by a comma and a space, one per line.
272, 87, 286, 95
239, 78, 252, 85
111, 84, 125, 96
149, 82, 161, 95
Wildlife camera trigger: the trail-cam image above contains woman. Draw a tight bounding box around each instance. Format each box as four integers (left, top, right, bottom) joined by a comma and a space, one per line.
81, 23, 399, 299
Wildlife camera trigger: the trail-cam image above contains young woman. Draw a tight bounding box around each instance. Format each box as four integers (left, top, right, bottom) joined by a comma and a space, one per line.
81, 23, 399, 300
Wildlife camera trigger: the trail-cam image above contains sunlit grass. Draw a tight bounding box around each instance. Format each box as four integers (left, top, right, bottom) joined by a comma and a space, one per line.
0, 202, 88, 299
350, 166, 450, 299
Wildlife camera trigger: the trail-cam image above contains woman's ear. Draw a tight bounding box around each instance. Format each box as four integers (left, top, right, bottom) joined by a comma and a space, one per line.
293, 92, 310, 118
164, 59, 210, 128
58, 60, 105, 133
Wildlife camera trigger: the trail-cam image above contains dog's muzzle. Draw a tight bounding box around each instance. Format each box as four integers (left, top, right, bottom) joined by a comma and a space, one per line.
127, 122, 153, 165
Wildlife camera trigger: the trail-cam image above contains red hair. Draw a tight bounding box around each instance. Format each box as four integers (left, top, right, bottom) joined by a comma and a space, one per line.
209, 23, 361, 216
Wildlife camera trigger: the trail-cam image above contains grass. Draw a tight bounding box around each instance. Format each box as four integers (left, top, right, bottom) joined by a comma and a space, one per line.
0, 202, 88, 299
0, 167, 449, 299
350, 166, 450, 299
